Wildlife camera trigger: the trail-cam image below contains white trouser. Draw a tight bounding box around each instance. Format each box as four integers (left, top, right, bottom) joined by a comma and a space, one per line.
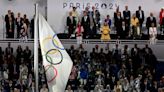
77, 36, 82, 44
150, 36, 157, 45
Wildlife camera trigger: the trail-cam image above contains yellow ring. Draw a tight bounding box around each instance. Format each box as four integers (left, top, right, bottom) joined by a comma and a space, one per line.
41, 35, 59, 54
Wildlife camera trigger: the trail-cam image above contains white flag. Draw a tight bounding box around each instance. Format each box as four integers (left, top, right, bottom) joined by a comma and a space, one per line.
38, 14, 73, 92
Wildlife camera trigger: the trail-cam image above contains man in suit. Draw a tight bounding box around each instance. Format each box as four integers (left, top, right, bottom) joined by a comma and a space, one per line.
131, 44, 140, 72
5, 42, 13, 55
114, 12, 123, 38
5, 10, 15, 38
81, 11, 90, 38
66, 12, 76, 38
30, 15, 34, 38
90, 6, 100, 38
114, 7, 121, 20
146, 13, 157, 35
23, 46, 31, 62
16, 13, 23, 38
136, 6, 145, 30
123, 6, 131, 38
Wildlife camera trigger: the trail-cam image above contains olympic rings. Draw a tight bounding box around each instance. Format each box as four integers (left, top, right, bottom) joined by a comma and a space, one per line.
52, 34, 65, 50
45, 49, 63, 65
41, 35, 56, 54
45, 65, 58, 83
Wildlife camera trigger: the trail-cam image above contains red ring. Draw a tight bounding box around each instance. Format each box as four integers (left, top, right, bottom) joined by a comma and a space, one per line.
45, 65, 58, 83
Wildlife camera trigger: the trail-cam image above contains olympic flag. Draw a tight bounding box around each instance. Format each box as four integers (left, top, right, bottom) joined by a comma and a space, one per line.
38, 14, 73, 92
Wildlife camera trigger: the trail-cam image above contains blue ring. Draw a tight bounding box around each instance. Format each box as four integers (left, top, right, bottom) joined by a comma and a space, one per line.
52, 34, 65, 50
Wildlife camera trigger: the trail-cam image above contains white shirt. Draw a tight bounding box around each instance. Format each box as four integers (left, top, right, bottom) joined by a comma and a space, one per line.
139, 10, 142, 19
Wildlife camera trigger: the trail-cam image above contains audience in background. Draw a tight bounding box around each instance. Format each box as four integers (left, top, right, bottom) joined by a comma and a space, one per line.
0, 42, 163, 91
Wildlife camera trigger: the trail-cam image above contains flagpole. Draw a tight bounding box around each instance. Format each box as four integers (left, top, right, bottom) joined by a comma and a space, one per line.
34, 3, 39, 92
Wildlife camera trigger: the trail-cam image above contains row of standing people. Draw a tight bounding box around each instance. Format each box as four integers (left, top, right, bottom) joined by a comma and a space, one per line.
5, 10, 34, 39
66, 6, 164, 42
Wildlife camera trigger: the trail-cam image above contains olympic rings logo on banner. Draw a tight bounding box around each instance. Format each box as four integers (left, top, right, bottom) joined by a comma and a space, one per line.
52, 34, 65, 50
41, 35, 59, 54
45, 49, 63, 65
41, 34, 65, 83
45, 65, 58, 83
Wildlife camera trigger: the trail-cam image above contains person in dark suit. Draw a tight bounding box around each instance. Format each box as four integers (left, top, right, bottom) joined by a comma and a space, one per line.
66, 12, 76, 38
5, 10, 15, 38
146, 13, 157, 35
81, 11, 90, 38
114, 12, 123, 38
123, 6, 131, 38
90, 6, 100, 38
5, 42, 13, 55
131, 44, 140, 73
23, 46, 31, 62
136, 6, 145, 30
30, 15, 34, 38
114, 7, 121, 20
16, 13, 23, 38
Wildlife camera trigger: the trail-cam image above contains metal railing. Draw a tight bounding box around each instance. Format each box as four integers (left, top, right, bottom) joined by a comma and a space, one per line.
0, 39, 164, 45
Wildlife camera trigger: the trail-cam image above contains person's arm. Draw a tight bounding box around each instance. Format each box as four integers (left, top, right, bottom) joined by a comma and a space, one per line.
66, 17, 69, 27
146, 17, 149, 28
142, 11, 145, 21
154, 17, 157, 27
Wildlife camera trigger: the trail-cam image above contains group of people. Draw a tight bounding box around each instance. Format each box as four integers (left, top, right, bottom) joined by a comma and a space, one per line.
5, 10, 34, 40
0, 42, 48, 92
66, 5, 164, 44
65, 44, 164, 92
0, 42, 163, 92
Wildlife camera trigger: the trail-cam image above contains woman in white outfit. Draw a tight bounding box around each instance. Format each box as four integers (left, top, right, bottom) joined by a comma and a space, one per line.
149, 23, 157, 44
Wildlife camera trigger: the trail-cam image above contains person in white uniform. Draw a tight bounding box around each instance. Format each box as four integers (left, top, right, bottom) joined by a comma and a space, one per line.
149, 23, 157, 44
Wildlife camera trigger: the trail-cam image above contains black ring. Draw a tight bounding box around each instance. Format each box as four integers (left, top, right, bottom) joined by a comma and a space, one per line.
45, 49, 63, 65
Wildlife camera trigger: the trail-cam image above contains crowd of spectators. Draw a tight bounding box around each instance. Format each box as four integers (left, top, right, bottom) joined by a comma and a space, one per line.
0, 42, 164, 92
65, 44, 164, 92
4, 10, 34, 39
66, 6, 164, 43
0, 42, 48, 92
